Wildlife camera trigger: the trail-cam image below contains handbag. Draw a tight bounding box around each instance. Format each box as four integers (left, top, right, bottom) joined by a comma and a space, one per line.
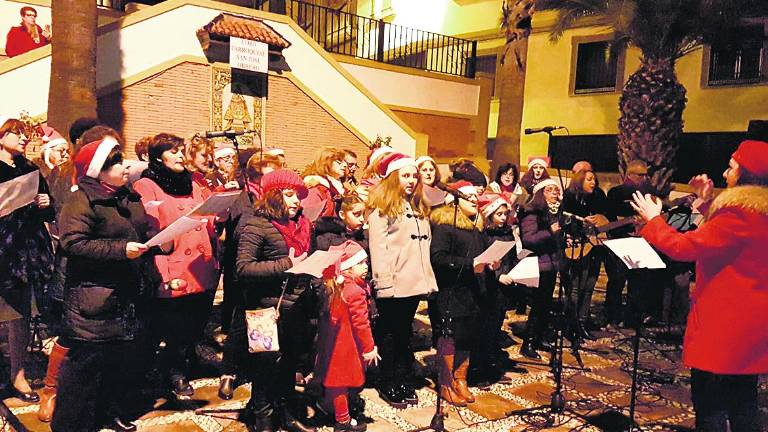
246, 279, 288, 353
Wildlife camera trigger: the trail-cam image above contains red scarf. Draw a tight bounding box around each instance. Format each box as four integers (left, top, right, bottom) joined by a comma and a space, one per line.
271, 216, 312, 256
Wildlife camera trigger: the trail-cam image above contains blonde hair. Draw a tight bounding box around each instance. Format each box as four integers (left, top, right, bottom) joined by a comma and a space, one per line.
185, 134, 214, 172
367, 171, 429, 219
301, 147, 346, 178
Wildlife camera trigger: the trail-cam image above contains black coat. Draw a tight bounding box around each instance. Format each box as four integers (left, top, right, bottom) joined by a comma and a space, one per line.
429, 206, 487, 319
235, 214, 311, 310
562, 188, 608, 218
58, 177, 161, 342
485, 224, 517, 284
0, 156, 54, 320
519, 206, 561, 273
313, 216, 368, 252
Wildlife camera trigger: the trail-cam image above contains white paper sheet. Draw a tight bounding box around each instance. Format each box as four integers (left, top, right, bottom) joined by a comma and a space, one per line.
603, 237, 667, 269
475, 240, 515, 265
189, 191, 241, 216
301, 194, 326, 222
286, 250, 344, 278
145, 216, 207, 247
507, 256, 539, 288
0, 171, 39, 218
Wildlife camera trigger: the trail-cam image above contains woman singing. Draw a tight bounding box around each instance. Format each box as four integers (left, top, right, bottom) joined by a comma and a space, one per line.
367, 153, 437, 407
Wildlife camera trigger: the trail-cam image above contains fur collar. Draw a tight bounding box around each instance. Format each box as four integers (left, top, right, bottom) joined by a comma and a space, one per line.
709, 185, 768, 217
430, 204, 483, 231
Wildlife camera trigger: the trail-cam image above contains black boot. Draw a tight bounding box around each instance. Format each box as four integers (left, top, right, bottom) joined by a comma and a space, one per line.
377, 382, 408, 409
335, 418, 367, 431
171, 374, 194, 397
282, 411, 316, 432
520, 340, 541, 360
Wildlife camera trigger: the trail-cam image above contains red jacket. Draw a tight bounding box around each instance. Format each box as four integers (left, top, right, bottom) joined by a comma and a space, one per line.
5, 25, 49, 57
640, 185, 768, 374
133, 178, 219, 298
317, 277, 375, 388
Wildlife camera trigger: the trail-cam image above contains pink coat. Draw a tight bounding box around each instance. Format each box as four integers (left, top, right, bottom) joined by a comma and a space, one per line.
640, 185, 768, 374
317, 277, 375, 388
133, 178, 219, 298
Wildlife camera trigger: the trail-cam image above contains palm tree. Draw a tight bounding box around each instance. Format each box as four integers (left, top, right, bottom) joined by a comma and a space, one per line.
492, 0, 536, 174
539, 0, 759, 195
47, 0, 98, 135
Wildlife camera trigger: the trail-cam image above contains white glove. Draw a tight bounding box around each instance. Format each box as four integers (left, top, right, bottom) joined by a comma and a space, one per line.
362, 346, 381, 366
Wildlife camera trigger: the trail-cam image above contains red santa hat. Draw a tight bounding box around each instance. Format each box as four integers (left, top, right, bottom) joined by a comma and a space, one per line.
732, 140, 768, 179
532, 178, 560, 195
415, 155, 435, 167
73, 136, 120, 182
39, 125, 68, 168
265, 147, 285, 157
527, 156, 549, 169
479, 193, 511, 218
214, 143, 236, 159
448, 180, 478, 197
366, 145, 394, 167
379, 152, 416, 178
260, 169, 309, 199
328, 240, 368, 271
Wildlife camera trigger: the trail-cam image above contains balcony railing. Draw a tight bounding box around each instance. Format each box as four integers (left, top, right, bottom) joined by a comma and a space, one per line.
255, 0, 477, 78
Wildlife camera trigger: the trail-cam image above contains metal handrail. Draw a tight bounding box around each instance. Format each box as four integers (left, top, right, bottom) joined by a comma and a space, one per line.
255, 0, 477, 78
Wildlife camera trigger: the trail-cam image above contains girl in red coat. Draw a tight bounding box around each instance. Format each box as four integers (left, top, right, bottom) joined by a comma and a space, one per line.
631, 139, 768, 432
317, 241, 380, 432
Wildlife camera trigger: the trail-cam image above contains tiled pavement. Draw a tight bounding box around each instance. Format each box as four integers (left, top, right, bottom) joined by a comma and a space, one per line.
3, 303, 767, 431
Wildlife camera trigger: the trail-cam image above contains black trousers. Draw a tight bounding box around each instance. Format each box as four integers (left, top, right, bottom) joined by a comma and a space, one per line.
374, 296, 420, 384
52, 337, 147, 432
525, 270, 557, 342
230, 299, 312, 420
568, 247, 604, 324
690, 369, 760, 432
150, 292, 213, 379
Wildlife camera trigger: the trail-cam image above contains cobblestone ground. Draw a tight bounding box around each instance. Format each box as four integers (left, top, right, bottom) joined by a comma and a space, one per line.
3, 285, 768, 431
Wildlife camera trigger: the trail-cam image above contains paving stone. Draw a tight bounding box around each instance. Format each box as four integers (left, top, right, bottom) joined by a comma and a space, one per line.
397, 406, 467, 431
465, 392, 524, 421
563, 374, 621, 396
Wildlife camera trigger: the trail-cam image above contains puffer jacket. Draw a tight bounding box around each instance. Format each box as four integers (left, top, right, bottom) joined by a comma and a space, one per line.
58, 177, 161, 342
235, 213, 312, 310
519, 206, 562, 272
313, 216, 368, 252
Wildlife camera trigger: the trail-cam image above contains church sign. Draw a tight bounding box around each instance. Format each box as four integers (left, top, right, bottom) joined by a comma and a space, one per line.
230, 37, 269, 74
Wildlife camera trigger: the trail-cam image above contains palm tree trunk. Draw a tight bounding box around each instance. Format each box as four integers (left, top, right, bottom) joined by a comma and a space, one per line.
47, 0, 98, 135
617, 57, 686, 196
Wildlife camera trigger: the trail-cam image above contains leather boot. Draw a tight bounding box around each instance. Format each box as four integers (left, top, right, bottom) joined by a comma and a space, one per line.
453, 351, 474, 403
38, 341, 69, 422
439, 352, 466, 407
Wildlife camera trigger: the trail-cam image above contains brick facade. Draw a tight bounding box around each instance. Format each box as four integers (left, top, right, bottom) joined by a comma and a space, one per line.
98, 61, 369, 170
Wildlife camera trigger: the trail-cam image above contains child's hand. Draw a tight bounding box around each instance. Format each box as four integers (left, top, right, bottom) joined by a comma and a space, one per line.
499, 274, 515, 285
363, 346, 381, 366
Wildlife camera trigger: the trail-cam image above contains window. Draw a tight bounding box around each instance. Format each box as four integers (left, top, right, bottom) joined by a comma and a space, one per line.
572, 39, 621, 94
707, 25, 765, 86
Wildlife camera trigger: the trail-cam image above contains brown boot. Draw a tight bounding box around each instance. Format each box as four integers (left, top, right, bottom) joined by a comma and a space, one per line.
38, 341, 69, 422
439, 352, 466, 407
453, 351, 474, 403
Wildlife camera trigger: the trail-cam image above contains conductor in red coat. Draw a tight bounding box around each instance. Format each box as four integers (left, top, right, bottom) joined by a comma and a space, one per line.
631, 139, 768, 432
5, 6, 50, 57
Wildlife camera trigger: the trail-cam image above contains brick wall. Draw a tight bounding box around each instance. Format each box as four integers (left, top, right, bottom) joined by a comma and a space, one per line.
98, 61, 369, 168
265, 75, 369, 171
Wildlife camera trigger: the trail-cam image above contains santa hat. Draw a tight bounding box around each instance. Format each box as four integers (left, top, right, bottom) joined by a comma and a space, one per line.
74, 136, 120, 182
379, 152, 416, 177
260, 169, 309, 199
367, 145, 393, 167
532, 178, 559, 195
329, 240, 368, 271
265, 147, 285, 157
732, 140, 768, 179
479, 193, 511, 218
214, 144, 236, 159
39, 125, 68, 168
449, 180, 478, 197
416, 155, 435, 167
528, 157, 549, 169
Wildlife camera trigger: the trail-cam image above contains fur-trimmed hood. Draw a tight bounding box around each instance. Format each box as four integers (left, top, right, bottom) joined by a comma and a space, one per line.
709, 185, 768, 218
430, 204, 483, 231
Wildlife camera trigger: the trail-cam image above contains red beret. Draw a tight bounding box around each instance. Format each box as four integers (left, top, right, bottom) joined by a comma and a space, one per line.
732, 140, 768, 179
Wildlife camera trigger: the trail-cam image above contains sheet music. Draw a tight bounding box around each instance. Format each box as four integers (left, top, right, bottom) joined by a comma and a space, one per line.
286, 250, 344, 278
145, 216, 207, 247
604, 237, 667, 269
0, 171, 39, 218
475, 240, 515, 265
506, 256, 539, 288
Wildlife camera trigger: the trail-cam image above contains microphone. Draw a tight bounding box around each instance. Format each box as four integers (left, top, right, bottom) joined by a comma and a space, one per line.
203, 128, 259, 139
524, 126, 565, 135
561, 210, 587, 223
434, 183, 474, 201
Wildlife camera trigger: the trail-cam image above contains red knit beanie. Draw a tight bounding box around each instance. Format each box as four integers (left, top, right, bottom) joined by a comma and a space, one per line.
260, 169, 309, 199
732, 140, 768, 179
73, 136, 120, 183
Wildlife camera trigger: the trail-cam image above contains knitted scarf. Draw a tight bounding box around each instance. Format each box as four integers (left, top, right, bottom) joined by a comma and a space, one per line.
271, 215, 312, 256
142, 159, 192, 196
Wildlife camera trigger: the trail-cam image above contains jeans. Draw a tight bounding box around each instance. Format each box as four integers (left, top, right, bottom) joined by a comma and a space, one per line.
690, 368, 760, 432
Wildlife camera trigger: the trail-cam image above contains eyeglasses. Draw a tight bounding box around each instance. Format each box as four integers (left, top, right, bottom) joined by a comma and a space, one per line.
216, 155, 235, 162
24, 13, 37, 17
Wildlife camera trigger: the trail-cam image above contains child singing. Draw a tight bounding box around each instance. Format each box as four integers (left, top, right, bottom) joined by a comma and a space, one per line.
317, 241, 380, 432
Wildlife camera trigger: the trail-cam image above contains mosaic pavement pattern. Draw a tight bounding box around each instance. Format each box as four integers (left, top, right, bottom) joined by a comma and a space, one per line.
3, 298, 767, 431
